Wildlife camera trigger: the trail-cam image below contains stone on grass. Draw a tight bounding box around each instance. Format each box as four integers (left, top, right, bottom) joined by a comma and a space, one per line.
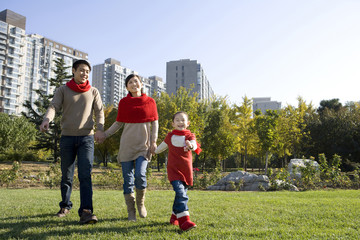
207, 171, 270, 191
288, 158, 319, 179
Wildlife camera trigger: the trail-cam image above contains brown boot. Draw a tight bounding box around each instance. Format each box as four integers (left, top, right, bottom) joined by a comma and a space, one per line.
124, 193, 136, 221
136, 188, 147, 218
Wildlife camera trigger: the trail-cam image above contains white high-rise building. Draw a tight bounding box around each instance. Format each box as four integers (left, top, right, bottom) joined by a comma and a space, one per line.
92, 58, 166, 106
166, 59, 214, 100
0, 9, 88, 115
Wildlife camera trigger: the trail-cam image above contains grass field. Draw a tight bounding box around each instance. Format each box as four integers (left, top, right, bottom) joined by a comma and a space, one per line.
0, 189, 359, 239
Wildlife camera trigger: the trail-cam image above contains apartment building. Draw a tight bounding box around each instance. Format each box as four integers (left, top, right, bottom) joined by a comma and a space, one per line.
252, 97, 282, 114
92, 58, 166, 106
0, 9, 87, 115
166, 59, 214, 100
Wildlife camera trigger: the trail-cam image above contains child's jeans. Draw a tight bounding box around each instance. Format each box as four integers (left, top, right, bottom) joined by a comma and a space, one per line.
171, 180, 189, 214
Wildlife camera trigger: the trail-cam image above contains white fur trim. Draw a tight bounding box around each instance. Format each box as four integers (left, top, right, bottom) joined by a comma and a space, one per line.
176, 211, 189, 218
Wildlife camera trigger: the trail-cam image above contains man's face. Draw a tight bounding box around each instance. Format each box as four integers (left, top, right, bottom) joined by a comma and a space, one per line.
72, 64, 90, 84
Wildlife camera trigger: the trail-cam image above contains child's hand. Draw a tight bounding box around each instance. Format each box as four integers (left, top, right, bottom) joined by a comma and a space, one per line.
184, 140, 193, 152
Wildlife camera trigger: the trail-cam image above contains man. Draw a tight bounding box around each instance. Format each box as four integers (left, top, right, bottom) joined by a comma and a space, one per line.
40, 59, 104, 224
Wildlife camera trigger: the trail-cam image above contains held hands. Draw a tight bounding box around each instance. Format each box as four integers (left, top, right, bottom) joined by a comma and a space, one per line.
150, 142, 157, 155
184, 140, 193, 152
95, 131, 106, 143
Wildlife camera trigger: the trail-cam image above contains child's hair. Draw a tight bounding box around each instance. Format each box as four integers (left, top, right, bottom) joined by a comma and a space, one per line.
72, 59, 91, 71
172, 111, 189, 122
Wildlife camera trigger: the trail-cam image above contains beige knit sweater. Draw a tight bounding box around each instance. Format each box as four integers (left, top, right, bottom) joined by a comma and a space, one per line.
105, 120, 158, 163
43, 85, 104, 136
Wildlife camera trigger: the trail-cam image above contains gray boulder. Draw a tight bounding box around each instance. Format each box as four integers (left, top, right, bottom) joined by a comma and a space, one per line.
207, 171, 270, 191
288, 158, 319, 179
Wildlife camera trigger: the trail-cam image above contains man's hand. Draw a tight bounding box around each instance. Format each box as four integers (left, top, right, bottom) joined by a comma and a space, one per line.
39, 120, 49, 132
150, 142, 157, 154
95, 131, 106, 143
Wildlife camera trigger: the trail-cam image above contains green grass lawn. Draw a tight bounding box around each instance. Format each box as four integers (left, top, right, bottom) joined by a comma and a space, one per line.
0, 189, 359, 239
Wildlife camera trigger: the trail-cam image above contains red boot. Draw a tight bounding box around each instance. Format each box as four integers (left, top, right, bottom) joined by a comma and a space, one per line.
170, 213, 179, 225
177, 214, 196, 231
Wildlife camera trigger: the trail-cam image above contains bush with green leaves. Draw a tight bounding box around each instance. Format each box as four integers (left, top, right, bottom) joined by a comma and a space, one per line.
0, 161, 21, 187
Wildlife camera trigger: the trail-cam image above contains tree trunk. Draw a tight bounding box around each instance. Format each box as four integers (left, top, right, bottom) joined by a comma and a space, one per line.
265, 152, 269, 175
244, 145, 248, 171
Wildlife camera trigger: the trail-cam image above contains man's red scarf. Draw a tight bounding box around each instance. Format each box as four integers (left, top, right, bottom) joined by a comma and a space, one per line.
170, 129, 202, 155
116, 93, 158, 123
66, 78, 91, 92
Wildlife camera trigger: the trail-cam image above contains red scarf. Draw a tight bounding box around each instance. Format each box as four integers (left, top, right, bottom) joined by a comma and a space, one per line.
66, 78, 91, 92
170, 129, 202, 155
116, 93, 158, 123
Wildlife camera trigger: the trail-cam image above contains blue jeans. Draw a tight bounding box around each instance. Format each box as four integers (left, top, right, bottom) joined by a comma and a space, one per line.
171, 180, 189, 214
59, 135, 94, 216
121, 156, 148, 194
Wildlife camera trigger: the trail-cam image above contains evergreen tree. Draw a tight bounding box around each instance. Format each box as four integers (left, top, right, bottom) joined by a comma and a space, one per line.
22, 58, 72, 162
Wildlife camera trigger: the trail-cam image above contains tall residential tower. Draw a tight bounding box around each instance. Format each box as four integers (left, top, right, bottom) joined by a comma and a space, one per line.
92, 58, 166, 106
0, 9, 87, 115
166, 59, 214, 100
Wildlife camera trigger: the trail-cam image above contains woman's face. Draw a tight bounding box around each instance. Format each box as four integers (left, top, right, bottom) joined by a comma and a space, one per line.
126, 77, 142, 96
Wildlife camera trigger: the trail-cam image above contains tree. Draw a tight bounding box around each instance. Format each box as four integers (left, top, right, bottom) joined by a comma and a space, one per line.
22, 58, 72, 161
0, 113, 37, 154
275, 97, 313, 167
200, 96, 236, 171
232, 96, 258, 170
317, 98, 342, 114
254, 110, 279, 174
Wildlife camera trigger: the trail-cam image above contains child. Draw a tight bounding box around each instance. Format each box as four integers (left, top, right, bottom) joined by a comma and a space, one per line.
98, 74, 158, 221
154, 111, 201, 231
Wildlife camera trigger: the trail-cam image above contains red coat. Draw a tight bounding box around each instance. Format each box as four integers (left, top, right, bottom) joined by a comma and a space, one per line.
164, 132, 196, 186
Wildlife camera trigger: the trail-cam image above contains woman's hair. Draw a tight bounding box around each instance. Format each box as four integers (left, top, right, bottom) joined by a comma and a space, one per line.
172, 111, 189, 122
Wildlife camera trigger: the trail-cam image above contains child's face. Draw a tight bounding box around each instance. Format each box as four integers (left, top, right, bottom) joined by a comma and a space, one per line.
172, 113, 190, 131
126, 77, 142, 96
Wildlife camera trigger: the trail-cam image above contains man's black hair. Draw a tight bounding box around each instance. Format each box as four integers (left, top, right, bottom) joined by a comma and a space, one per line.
72, 59, 91, 71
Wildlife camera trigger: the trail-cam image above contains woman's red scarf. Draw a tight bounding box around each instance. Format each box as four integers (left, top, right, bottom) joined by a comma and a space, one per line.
116, 93, 158, 123
66, 78, 91, 92
170, 129, 202, 155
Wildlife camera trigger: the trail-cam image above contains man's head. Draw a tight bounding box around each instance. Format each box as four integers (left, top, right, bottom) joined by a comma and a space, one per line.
72, 60, 91, 84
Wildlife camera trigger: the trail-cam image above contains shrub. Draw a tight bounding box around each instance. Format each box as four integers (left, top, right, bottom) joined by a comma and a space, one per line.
0, 161, 21, 187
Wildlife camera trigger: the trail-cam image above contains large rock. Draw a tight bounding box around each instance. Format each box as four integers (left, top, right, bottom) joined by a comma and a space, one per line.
288, 158, 319, 179
207, 171, 270, 191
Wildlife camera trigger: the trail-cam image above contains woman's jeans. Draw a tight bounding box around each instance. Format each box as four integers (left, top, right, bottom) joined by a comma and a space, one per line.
59, 135, 94, 216
121, 156, 148, 194
171, 180, 189, 214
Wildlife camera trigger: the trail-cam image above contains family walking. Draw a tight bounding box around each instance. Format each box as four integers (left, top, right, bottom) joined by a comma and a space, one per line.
40, 60, 201, 231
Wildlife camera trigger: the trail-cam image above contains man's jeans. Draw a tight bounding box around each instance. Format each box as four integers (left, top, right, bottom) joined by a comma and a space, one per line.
59, 135, 94, 216
121, 156, 148, 194
171, 180, 189, 214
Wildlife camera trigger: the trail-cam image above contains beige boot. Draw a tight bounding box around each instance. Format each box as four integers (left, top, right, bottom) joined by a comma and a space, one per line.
124, 193, 136, 221
136, 188, 147, 218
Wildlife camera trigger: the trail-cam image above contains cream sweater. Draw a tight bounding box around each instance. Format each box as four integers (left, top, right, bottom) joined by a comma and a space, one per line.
105, 121, 158, 162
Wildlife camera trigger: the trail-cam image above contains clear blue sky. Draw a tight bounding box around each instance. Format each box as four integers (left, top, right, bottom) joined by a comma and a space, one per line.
3, 0, 360, 107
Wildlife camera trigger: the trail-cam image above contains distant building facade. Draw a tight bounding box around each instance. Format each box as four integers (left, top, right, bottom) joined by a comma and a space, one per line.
92, 58, 166, 106
166, 59, 214, 100
253, 97, 281, 114
0, 9, 87, 115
